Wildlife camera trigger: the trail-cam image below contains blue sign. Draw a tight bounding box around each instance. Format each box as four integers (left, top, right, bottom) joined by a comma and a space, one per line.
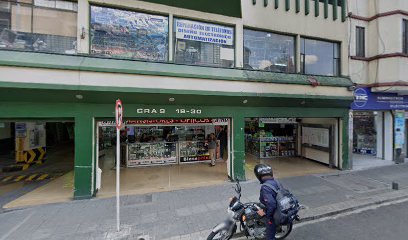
351, 87, 408, 110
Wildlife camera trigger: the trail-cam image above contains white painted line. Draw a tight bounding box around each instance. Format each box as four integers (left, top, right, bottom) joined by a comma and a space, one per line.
0, 211, 34, 240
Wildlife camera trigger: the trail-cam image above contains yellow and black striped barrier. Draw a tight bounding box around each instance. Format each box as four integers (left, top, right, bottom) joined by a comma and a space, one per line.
0, 172, 63, 184
16, 147, 47, 165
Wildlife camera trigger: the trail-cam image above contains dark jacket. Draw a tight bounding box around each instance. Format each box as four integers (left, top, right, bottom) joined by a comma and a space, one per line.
259, 178, 279, 221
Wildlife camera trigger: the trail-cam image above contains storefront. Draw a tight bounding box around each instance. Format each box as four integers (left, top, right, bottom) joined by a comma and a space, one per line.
97, 118, 229, 167
351, 87, 407, 163
245, 117, 340, 170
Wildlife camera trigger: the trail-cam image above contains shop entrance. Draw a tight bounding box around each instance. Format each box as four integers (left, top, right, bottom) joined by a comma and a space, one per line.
0, 120, 75, 208
244, 118, 338, 180
96, 118, 231, 197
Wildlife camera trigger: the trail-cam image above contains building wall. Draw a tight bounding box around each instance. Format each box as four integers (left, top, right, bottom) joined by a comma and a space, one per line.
348, 0, 408, 85
242, 0, 349, 76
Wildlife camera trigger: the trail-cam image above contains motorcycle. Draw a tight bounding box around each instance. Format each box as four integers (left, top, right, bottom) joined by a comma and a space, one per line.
207, 180, 302, 240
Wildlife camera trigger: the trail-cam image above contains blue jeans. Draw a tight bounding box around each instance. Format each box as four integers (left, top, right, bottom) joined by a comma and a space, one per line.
266, 220, 276, 240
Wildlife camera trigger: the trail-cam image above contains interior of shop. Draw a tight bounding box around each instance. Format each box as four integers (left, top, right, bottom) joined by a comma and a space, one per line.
96, 118, 231, 197
244, 117, 338, 180
0, 121, 75, 208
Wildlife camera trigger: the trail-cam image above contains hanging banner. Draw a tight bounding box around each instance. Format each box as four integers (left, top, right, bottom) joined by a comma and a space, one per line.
395, 111, 405, 149
175, 19, 234, 46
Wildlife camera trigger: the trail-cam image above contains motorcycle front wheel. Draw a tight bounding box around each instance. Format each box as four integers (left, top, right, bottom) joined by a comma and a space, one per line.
275, 223, 293, 240
207, 224, 237, 240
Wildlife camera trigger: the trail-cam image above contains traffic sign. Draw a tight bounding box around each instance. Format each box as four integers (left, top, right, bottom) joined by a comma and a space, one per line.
115, 99, 123, 130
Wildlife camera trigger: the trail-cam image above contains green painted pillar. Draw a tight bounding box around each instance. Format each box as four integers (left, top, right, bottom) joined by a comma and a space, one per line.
232, 116, 246, 181
305, 0, 310, 15
285, 0, 290, 11
275, 0, 279, 9
314, 0, 319, 17
264, 0, 268, 7
296, 0, 300, 13
341, 0, 346, 22
341, 114, 350, 170
74, 113, 94, 199
333, 0, 338, 20
324, 0, 328, 18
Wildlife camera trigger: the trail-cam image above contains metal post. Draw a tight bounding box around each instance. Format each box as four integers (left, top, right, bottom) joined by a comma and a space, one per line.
116, 128, 120, 231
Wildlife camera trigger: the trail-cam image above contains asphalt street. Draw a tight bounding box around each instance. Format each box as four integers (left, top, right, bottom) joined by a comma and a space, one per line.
287, 200, 408, 240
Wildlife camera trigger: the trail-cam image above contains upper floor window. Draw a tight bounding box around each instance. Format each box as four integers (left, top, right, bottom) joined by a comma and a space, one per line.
90, 5, 168, 62
300, 38, 340, 76
403, 19, 408, 54
243, 29, 295, 73
34, 0, 78, 11
0, 0, 77, 54
174, 18, 235, 68
356, 26, 365, 57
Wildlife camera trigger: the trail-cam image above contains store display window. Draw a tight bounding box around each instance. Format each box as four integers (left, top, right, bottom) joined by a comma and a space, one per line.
174, 18, 235, 68
243, 29, 295, 73
245, 118, 298, 158
353, 111, 377, 155
90, 5, 169, 61
97, 118, 229, 167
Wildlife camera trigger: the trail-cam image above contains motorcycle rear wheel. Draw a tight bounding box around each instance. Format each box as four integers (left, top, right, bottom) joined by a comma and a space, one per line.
207, 224, 237, 240
275, 223, 293, 240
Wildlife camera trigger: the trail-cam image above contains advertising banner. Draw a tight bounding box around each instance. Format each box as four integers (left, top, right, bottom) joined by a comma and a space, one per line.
394, 111, 405, 149
175, 19, 234, 46
352, 87, 408, 110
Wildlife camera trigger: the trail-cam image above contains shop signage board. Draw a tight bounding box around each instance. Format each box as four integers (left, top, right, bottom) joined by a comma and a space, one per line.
259, 118, 297, 124
98, 118, 229, 126
352, 87, 408, 110
395, 111, 405, 149
175, 19, 234, 46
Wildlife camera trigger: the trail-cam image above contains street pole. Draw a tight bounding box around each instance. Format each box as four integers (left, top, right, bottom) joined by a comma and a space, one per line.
116, 127, 120, 232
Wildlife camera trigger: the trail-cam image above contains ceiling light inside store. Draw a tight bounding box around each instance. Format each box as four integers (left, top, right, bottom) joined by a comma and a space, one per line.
301, 100, 306, 105
75, 94, 83, 100
243, 99, 248, 104
169, 97, 175, 102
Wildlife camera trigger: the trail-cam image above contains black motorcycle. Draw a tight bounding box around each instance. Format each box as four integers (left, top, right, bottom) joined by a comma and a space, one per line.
207, 180, 302, 240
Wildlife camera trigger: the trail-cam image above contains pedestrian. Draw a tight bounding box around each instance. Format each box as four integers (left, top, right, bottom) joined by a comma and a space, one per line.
254, 164, 279, 240
217, 126, 227, 160
208, 133, 216, 166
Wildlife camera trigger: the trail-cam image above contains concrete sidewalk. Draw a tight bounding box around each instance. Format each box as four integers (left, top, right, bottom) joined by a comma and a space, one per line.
1, 163, 408, 240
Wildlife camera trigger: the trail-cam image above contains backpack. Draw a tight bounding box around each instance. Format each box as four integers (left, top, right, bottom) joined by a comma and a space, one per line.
262, 181, 295, 225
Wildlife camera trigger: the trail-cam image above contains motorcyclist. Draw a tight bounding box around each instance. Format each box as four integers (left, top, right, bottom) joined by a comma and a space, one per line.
254, 164, 279, 240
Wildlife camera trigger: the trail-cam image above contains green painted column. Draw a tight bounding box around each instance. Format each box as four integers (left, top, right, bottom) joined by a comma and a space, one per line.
332, 0, 338, 20
341, 0, 346, 22
264, 0, 268, 7
285, 0, 290, 11
296, 0, 300, 13
74, 113, 94, 199
341, 114, 350, 170
324, 0, 328, 19
232, 115, 246, 181
274, 0, 279, 9
305, 0, 310, 15
314, 0, 319, 17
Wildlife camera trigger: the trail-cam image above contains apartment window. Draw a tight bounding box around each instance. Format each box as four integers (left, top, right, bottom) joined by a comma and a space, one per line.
0, 0, 77, 54
90, 5, 169, 62
356, 26, 365, 57
300, 38, 340, 76
174, 18, 235, 68
34, 0, 78, 11
243, 29, 295, 73
403, 19, 408, 54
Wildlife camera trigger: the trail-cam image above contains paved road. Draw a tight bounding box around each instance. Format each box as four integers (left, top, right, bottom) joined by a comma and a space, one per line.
287, 200, 408, 240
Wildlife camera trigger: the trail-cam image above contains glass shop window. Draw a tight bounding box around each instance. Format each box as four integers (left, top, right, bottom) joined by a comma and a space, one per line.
300, 38, 340, 76
90, 5, 169, 62
0, 0, 77, 54
243, 29, 295, 73
174, 18, 235, 68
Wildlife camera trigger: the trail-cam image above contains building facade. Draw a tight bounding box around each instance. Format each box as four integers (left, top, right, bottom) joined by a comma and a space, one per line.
348, 0, 408, 164
0, 0, 353, 200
